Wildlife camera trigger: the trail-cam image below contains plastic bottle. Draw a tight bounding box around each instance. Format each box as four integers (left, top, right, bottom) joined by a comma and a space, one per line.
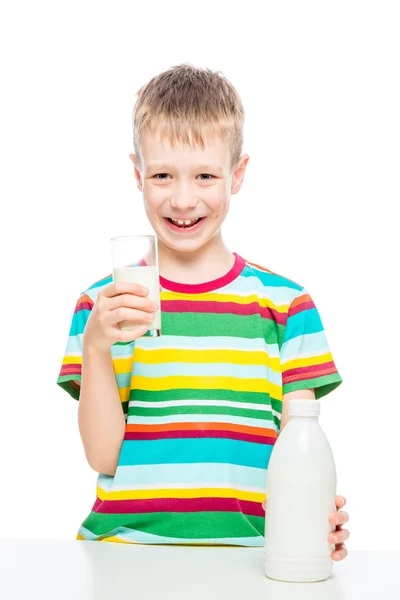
264, 398, 337, 582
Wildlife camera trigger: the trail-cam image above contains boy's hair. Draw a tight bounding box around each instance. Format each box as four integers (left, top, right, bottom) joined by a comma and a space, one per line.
132, 63, 245, 173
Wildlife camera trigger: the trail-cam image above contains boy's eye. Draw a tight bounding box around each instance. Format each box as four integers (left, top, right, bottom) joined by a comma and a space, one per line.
153, 173, 170, 180
153, 173, 215, 181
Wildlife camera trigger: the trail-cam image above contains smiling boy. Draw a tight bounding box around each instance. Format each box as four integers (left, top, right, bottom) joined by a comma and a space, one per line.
57, 63, 350, 559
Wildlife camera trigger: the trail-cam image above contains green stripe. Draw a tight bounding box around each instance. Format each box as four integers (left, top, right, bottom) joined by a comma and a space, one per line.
128, 405, 271, 420
283, 373, 343, 399
130, 388, 279, 405
121, 400, 129, 418
81, 511, 265, 539
270, 396, 283, 431
57, 377, 80, 401
162, 312, 284, 344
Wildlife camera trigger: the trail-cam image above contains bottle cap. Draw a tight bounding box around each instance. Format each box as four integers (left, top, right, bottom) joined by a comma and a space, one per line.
288, 398, 320, 417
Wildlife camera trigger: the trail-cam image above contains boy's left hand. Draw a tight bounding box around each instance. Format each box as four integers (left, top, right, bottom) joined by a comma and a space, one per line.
261, 494, 350, 561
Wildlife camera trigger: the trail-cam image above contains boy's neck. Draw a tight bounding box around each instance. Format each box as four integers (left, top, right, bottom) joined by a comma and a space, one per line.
157, 236, 235, 285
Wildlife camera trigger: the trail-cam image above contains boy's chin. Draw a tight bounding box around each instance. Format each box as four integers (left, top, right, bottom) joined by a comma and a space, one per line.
159, 236, 210, 254
156, 229, 216, 254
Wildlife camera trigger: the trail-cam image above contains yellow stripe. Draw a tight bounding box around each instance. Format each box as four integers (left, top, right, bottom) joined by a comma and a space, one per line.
62, 355, 82, 365
63, 354, 134, 374
132, 347, 280, 371
282, 352, 333, 372
63, 351, 281, 374
101, 537, 140, 544
118, 386, 130, 403
162, 290, 288, 313
76, 533, 85, 541
100, 537, 241, 546
112, 357, 134, 375
130, 375, 281, 399
97, 486, 266, 503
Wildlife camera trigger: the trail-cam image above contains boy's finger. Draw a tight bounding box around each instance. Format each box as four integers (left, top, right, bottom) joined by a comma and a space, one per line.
103, 281, 148, 298
336, 495, 346, 508
117, 324, 149, 343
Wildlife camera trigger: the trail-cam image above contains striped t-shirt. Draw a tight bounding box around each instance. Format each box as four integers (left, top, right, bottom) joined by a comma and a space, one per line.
57, 252, 342, 545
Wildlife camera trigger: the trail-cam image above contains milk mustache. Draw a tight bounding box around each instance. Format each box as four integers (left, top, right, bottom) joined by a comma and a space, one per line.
113, 266, 161, 334
264, 398, 337, 582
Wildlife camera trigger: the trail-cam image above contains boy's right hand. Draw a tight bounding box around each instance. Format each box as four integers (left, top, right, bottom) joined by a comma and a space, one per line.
84, 281, 159, 351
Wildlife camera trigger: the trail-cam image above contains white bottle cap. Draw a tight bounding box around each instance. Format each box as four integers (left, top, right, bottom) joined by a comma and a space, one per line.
288, 398, 320, 417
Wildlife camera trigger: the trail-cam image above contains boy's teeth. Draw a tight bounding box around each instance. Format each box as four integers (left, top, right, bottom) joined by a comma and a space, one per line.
171, 218, 199, 226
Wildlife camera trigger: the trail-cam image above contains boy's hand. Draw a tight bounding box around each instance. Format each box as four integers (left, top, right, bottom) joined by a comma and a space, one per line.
261, 494, 350, 561
84, 281, 159, 351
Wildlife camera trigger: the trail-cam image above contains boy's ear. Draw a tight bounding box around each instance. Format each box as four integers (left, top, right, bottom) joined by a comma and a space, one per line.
231, 154, 250, 195
129, 153, 143, 191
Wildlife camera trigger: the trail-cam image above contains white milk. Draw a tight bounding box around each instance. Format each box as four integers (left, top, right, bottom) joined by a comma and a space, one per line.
113, 266, 161, 335
264, 399, 337, 582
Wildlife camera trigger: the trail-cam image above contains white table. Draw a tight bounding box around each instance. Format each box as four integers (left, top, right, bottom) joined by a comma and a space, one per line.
0, 539, 398, 599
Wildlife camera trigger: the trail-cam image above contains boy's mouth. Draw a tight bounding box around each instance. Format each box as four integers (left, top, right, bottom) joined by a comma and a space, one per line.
164, 217, 205, 232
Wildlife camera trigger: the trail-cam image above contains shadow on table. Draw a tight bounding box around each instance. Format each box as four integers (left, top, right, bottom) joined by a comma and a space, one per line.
79, 542, 345, 600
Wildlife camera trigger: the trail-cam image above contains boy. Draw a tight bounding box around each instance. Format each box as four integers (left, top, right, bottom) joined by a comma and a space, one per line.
57, 63, 350, 559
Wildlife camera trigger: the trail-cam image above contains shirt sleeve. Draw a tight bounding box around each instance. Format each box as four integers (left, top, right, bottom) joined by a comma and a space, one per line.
280, 287, 343, 399
57, 293, 94, 400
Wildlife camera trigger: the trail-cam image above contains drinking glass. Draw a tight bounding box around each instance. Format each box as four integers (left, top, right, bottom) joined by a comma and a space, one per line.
110, 234, 161, 337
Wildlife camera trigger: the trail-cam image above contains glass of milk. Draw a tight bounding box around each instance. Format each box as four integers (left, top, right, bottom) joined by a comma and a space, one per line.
110, 234, 161, 337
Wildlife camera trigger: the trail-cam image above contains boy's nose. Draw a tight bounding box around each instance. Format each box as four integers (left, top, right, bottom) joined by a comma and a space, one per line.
170, 193, 198, 211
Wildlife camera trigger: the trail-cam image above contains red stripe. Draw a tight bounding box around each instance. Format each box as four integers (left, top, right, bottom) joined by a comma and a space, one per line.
92, 496, 264, 517
159, 253, 246, 294
124, 430, 277, 445
288, 300, 316, 317
75, 294, 94, 313
126, 422, 277, 438
283, 361, 337, 382
162, 299, 286, 324
60, 364, 81, 375
75, 301, 93, 313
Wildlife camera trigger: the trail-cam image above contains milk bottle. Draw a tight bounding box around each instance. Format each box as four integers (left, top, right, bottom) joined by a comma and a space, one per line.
264, 398, 337, 582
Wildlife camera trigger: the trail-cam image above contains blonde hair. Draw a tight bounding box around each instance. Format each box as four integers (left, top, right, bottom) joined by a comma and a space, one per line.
132, 63, 245, 173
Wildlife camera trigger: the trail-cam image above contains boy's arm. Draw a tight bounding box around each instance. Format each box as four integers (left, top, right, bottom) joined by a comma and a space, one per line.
78, 341, 126, 476
280, 388, 315, 432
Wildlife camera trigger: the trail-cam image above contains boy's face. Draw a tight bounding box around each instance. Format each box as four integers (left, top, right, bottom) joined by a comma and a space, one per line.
129, 129, 249, 255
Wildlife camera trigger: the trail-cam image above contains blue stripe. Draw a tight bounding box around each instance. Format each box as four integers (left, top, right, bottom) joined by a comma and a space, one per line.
86, 275, 113, 291
132, 362, 281, 384
281, 331, 330, 362
135, 335, 280, 356
241, 265, 303, 291
78, 525, 264, 546
69, 309, 91, 336
118, 438, 273, 469
284, 307, 323, 341
232, 276, 296, 306
126, 414, 276, 429
65, 334, 83, 354
110, 462, 268, 489
116, 373, 131, 388
111, 342, 135, 358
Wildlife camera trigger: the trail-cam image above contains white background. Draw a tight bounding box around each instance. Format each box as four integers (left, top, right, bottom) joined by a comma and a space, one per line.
0, 0, 399, 552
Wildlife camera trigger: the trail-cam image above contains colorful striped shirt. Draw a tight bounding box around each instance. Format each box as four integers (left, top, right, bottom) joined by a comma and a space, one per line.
57, 252, 343, 545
